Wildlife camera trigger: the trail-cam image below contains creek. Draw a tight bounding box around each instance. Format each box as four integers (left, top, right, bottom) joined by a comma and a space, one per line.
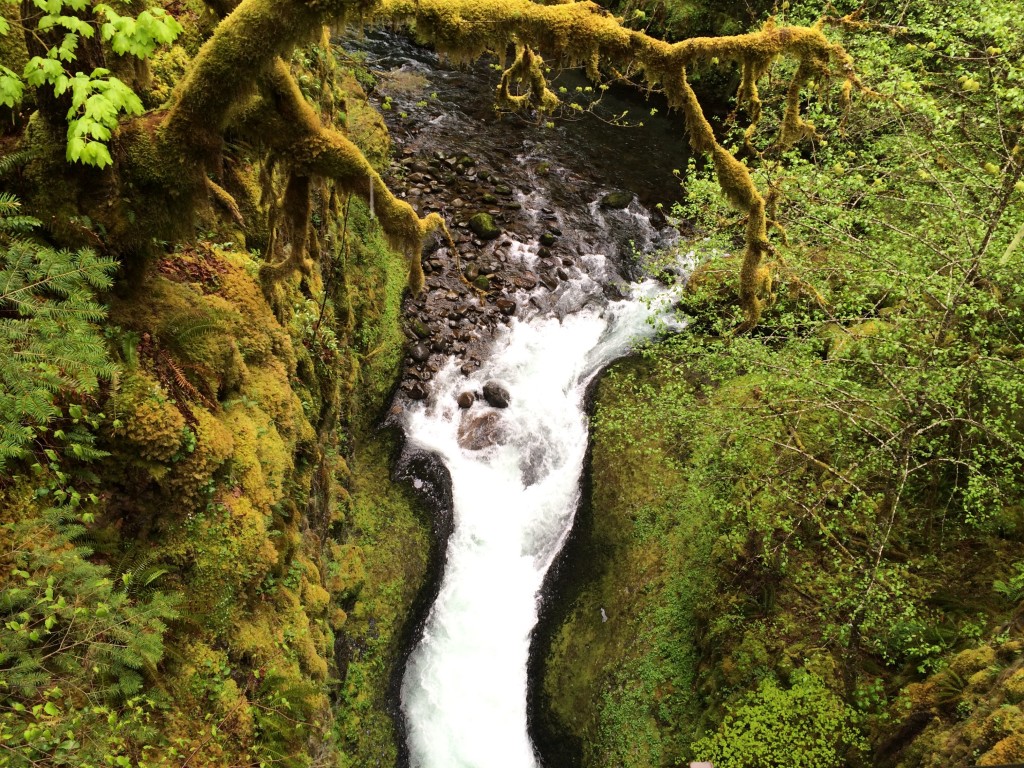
345, 31, 694, 768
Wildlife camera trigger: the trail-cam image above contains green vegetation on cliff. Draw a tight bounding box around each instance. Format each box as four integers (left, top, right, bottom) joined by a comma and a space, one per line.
0, 15, 432, 761
539, 0, 1024, 765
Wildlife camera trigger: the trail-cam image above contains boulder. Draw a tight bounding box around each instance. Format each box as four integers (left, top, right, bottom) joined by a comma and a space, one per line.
517, 271, 539, 290
457, 411, 508, 450
456, 391, 475, 409
483, 380, 511, 408
496, 298, 517, 315
468, 212, 501, 240
600, 190, 634, 209
409, 342, 430, 362
410, 318, 431, 339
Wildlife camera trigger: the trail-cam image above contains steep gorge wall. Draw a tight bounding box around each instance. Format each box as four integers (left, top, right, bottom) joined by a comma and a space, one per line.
0, 35, 431, 767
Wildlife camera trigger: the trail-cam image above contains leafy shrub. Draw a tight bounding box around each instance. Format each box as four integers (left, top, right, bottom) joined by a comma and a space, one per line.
0, 507, 179, 766
691, 670, 865, 768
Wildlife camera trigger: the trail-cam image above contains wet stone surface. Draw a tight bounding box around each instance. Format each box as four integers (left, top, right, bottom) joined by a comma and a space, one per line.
350, 32, 685, 405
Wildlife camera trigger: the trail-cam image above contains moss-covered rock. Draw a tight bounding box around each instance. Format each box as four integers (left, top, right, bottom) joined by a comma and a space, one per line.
469, 211, 502, 239
599, 190, 634, 209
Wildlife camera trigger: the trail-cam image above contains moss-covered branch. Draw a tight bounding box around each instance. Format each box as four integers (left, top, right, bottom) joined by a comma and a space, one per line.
377, 0, 860, 329
232, 59, 442, 288
156, 0, 855, 321
158, 0, 441, 289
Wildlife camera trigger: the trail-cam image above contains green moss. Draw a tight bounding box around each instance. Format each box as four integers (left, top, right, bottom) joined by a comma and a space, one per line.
538, 354, 706, 765
1005, 669, 1024, 704
109, 369, 188, 464
950, 646, 998, 678
333, 433, 430, 767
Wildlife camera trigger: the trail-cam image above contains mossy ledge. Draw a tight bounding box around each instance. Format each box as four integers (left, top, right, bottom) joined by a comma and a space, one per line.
527, 369, 610, 768
387, 445, 458, 768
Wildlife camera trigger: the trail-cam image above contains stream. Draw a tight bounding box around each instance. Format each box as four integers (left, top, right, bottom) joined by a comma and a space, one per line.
345, 31, 694, 768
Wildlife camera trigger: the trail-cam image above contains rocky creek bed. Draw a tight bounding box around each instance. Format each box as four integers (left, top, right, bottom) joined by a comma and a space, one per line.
343, 31, 688, 417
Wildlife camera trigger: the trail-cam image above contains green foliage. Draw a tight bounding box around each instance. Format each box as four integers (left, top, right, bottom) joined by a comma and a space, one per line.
60, 70, 144, 168
0, 506, 179, 767
3, 0, 181, 167
692, 671, 865, 768
552, 0, 1024, 763
994, 562, 1024, 605
0, 197, 117, 471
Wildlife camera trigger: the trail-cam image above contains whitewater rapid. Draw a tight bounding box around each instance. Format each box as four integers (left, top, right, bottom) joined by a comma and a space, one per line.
399, 251, 688, 768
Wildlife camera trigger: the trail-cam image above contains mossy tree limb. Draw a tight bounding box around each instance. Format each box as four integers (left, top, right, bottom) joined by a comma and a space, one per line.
141, 0, 852, 322
375, 0, 860, 329
231, 58, 443, 288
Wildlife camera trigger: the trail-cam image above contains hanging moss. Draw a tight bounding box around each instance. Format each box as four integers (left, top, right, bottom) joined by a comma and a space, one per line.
374, 0, 862, 329
497, 45, 561, 112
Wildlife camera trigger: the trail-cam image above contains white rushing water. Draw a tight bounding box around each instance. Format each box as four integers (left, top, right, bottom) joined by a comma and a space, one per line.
400, 249, 689, 768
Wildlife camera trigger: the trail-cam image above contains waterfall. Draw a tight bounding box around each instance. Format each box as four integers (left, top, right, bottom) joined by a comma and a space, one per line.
399, 252, 688, 768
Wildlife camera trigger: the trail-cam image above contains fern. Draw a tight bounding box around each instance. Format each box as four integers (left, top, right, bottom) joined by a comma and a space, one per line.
0, 191, 41, 236
0, 149, 34, 178
0, 197, 117, 470
112, 547, 171, 598
0, 507, 180, 762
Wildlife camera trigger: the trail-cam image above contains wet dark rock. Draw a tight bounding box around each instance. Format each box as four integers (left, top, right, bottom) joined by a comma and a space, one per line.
474, 275, 491, 291
530, 295, 552, 313
409, 342, 430, 362
468, 212, 501, 240
483, 380, 511, 408
495, 184, 513, 195
517, 272, 539, 290
407, 382, 429, 400
410, 318, 430, 338
496, 297, 517, 315
603, 282, 629, 300
540, 272, 559, 291
464, 264, 480, 281
458, 410, 508, 450
457, 391, 475, 409
600, 190, 635, 209
482, 193, 498, 204
556, 267, 571, 281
